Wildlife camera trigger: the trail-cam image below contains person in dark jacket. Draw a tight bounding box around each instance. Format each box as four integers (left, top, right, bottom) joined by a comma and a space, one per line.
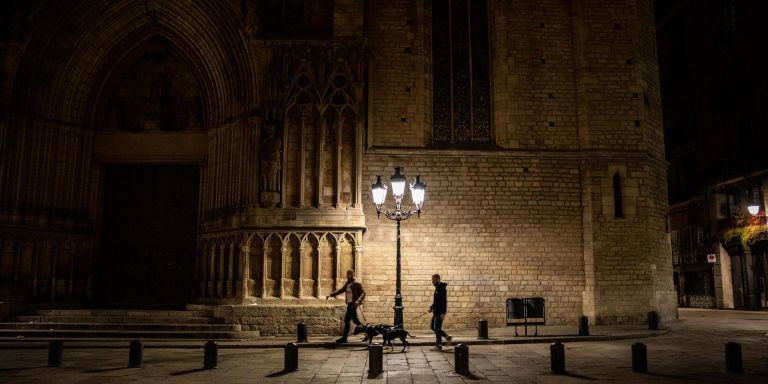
429, 274, 452, 350
328, 269, 366, 343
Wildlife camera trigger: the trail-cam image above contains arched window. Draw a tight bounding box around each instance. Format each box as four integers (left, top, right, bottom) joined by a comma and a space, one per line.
613, 173, 623, 218
432, 0, 491, 145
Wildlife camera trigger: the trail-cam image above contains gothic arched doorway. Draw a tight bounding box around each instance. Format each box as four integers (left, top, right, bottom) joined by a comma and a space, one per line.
92, 36, 205, 307
95, 164, 198, 307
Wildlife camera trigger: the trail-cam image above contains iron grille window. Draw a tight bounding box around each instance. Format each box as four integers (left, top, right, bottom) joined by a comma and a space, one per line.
432, 0, 491, 145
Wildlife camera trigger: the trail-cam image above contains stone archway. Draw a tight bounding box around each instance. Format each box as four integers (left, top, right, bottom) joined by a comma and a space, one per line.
0, 0, 256, 305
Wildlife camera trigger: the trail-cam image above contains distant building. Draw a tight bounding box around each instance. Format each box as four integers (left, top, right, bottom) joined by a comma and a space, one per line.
657, 0, 768, 310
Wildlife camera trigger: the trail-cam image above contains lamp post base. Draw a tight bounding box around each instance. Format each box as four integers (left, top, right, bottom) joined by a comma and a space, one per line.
394, 305, 403, 327
394, 292, 404, 327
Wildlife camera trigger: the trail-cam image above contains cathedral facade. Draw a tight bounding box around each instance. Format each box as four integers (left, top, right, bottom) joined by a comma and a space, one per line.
0, 0, 675, 334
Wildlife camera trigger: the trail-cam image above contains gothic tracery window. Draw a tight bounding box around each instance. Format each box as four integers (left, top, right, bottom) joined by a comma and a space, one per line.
432, 0, 492, 145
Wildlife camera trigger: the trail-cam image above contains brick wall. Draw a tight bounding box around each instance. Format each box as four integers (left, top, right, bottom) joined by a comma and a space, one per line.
362, 0, 676, 327
334, 0, 363, 37
0, 0, 676, 328
360, 153, 585, 328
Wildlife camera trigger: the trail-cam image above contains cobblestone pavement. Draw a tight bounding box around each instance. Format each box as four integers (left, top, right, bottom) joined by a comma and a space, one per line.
0, 308, 766, 383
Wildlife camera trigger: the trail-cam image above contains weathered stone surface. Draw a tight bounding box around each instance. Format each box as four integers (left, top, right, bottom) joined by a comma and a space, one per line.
0, 0, 675, 329
215, 304, 346, 336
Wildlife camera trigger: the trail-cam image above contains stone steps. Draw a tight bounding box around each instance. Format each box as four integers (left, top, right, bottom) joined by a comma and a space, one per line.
31, 309, 214, 317
2, 322, 242, 332
0, 329, 259, 339
0, 307, 259, 339
15, 316, 220, 324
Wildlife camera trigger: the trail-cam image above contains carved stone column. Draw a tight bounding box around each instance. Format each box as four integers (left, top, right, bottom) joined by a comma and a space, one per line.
354, 245, 363, 282
240, 244, 250, 301
50, 242, 58, 301
31, 241, 39, 297
66, 241, 75, 297
227, 242, 235, 297
207, 242, 215, 298
298, 113, 307, 208
335, 243, 342, 291
261, 241, 269, 299
298, 243, 305, 298
335, 116, 343, 207
317, 241, 325, 298
317, 118, 326, 207
280, 242, 288, 298
354, 118, 363, 207
217, 243, 226, 297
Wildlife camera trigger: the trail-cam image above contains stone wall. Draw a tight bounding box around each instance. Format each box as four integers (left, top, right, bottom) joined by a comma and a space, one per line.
214, 303, 347, 336
0, 0, 676, 329
360, 152, 585, 329
360, 0, 676, 328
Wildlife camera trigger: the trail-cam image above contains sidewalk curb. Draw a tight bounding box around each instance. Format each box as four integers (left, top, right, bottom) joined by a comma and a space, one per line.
0, 328, 670, 349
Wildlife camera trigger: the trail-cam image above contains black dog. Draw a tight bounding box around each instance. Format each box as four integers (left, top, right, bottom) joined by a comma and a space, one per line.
374, 324, 412, 352
353, 323, 392, 345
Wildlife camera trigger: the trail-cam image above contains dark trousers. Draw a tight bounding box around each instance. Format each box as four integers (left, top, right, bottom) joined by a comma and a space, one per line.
341, 302, 362, 340
431, 313, 448, 345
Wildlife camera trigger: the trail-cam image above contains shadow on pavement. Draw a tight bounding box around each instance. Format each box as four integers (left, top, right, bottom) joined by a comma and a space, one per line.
644, 371, 698, 380
82, 366, 133, 373
559, 371, 598, 380
170, 368, 207, 376
0, 366, 48, 372
456, 372, 485, 380
266, 369, 293, 377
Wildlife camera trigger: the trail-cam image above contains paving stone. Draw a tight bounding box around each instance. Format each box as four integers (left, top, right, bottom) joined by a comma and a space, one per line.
0, 310, 767, 383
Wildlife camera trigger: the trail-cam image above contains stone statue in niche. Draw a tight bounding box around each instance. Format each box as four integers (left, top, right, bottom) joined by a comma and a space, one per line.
242, 0, 260, 40
260, 123, 282, 206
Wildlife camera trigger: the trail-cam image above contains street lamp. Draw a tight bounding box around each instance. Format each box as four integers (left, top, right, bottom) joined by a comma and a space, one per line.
744, 202, 762, 310
371, 167, 425, 327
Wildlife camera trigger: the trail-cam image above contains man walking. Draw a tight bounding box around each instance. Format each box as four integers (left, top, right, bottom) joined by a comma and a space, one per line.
429, 274, 452, 351
328, 269, 365, 343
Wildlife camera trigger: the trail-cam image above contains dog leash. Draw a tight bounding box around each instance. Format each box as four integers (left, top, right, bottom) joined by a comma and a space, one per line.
357, 305, 368, 323
393, 311, 431, 329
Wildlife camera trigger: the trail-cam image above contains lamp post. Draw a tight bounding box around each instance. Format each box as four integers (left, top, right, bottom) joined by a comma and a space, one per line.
744, 203, 761, 310
371, 167, 425, 327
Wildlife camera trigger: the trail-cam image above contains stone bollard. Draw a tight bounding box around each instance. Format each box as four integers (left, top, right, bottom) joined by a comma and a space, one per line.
550, 342, 565, 374
455, 344, 470, 374
368, 343, 383, 375
478, 319, 488, 339
578, 316, 590, 336
128, 339, 143, 368
297, 322, 308, 343
284, 343, 298, 372
631, 343, 647, 373
203, 341, 218, 369
647, 311, 659, 330
725, 342, 743, 374
47, 340, 63, 367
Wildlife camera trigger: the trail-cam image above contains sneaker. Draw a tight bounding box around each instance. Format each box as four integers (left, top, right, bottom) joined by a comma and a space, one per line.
431, 345, 442, 351
445, 335, 453, 345
335, 338, 348, 343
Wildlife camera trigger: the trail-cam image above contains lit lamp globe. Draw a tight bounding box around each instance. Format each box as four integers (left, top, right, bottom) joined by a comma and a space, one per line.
748, 205, 760, 216
410, 176, 425, 214
371, 176, 388, 217
390, 167, 407, 198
